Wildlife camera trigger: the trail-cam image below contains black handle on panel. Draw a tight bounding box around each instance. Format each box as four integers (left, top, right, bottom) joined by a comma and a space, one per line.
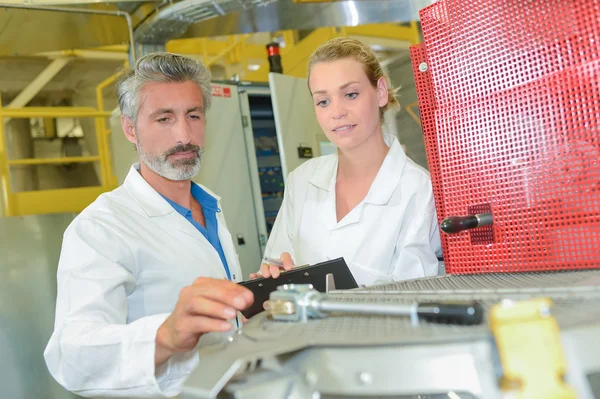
440, 212, 493, 234
417, 301, 484, 325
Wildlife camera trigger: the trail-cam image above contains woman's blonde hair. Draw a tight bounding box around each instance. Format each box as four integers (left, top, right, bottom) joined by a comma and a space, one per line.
307, 37, 400, 123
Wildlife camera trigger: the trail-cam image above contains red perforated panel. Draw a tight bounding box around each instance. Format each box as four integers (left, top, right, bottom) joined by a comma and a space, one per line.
412, 0, 600, 273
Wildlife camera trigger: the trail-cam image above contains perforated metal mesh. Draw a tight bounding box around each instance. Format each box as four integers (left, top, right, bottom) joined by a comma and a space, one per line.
411, 0, 600, 273
240, 291, 600, 346
362, 269, 600, 292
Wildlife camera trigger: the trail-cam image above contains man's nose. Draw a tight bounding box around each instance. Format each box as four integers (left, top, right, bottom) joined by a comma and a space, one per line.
173, 117, 193, 144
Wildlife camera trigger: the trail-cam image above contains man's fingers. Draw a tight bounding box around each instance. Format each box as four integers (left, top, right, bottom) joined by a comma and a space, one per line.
186, 297, 238, 320
249, 273, 263, 280
188, 280, 254, 310
186, 315, 233, 334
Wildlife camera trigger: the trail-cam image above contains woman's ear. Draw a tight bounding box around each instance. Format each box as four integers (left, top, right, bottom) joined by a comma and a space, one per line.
377, 77, 389, 108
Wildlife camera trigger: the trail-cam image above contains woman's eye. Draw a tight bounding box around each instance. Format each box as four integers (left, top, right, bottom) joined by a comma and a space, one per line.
346, 92, 359, 99
317, 100, 329, 107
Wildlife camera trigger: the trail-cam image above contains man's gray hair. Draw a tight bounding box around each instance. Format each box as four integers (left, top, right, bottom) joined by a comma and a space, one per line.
117, 52, 212, 122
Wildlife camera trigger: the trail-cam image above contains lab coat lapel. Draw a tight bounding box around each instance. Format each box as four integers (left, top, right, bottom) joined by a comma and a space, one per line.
364, 135, 407, 206
310, 155, 363, 229
215, 209, 242, 282
309, 156, 339, 230
199, 184, 242, 282
122, 164, 213, 250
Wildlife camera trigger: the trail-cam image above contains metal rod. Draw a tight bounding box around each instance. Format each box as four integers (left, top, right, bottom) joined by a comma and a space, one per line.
7, 156, 101, 166
0, 93, 11, 216
0, 109, 112, 118
318, 300, 415, 316
95, 69, 123, 188
0, 3, 136, 61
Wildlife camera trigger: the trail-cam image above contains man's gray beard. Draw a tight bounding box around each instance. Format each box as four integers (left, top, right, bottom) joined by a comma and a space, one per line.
137, 139, 203, 181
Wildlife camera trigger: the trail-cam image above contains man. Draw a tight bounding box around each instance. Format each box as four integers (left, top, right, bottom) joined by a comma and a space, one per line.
44, 52, 253, 398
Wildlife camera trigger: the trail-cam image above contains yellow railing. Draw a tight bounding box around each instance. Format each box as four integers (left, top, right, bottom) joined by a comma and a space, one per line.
96, 67, 125, 189
0, 103, 116, 217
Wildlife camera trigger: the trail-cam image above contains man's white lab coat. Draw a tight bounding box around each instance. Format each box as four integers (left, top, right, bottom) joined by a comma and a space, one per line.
264, 134, 442, 286
44, 164, 242, 398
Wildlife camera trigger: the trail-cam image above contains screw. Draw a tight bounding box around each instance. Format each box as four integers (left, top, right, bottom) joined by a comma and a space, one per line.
419, 62, 428, 72
357, 371, 372, 385
304, 370, 318, 386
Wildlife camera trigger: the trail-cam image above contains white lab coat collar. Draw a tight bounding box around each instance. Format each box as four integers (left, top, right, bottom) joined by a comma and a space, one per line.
122, 164, 241, 282
123, 163, 221, 218
308, 134, 407, 206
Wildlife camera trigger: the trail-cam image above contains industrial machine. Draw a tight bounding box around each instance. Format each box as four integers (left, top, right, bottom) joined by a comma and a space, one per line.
181, 270, 600, 399
180, 1, 600, 397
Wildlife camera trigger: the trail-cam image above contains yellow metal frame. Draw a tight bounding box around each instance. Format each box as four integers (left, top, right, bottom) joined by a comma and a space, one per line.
166, 22, 420, 83
0, 101, 115, 216
96, 67, 124, 189
405, 101, 421, 127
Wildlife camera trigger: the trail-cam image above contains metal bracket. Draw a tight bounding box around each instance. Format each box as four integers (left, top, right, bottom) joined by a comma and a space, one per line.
489, 298, 577, 399
325, 273, 336, 293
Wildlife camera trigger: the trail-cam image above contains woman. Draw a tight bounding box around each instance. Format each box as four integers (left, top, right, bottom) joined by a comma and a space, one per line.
251, 37, 442, 287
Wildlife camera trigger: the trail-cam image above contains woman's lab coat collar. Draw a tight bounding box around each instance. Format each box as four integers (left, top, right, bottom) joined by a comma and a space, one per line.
307, 134, 408, 206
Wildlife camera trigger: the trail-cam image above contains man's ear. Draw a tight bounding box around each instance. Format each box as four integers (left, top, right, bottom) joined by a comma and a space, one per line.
121, 116, 137, 145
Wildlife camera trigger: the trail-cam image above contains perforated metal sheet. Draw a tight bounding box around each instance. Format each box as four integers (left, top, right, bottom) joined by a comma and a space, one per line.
239, 271, 600, 348
411, 0, 600, 273
195, 288, 600, 367
360, 269, 600, 292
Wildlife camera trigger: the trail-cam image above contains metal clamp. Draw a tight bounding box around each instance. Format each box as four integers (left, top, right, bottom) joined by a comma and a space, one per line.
489, 298, 576, 398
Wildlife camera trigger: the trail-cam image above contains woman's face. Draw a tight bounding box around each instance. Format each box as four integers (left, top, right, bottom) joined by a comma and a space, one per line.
309, 57, 388, 152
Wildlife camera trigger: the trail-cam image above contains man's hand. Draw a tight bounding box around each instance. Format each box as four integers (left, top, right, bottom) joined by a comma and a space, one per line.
155, 278, 253, 367
249, 252, 294, 280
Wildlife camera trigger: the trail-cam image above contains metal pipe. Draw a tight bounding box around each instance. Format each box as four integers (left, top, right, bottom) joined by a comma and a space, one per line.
0, 94, 11, 217
36, 50, 129, 61
96, 69, 124, 188
318, 300, 415, 316
7, 156, 101, 166
0, 3, 136, 61
0, 108, 112, 118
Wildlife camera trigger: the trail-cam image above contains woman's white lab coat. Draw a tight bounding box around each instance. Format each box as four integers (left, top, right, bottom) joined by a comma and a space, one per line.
264, 134, 442, 287
43, 164, 243, 398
